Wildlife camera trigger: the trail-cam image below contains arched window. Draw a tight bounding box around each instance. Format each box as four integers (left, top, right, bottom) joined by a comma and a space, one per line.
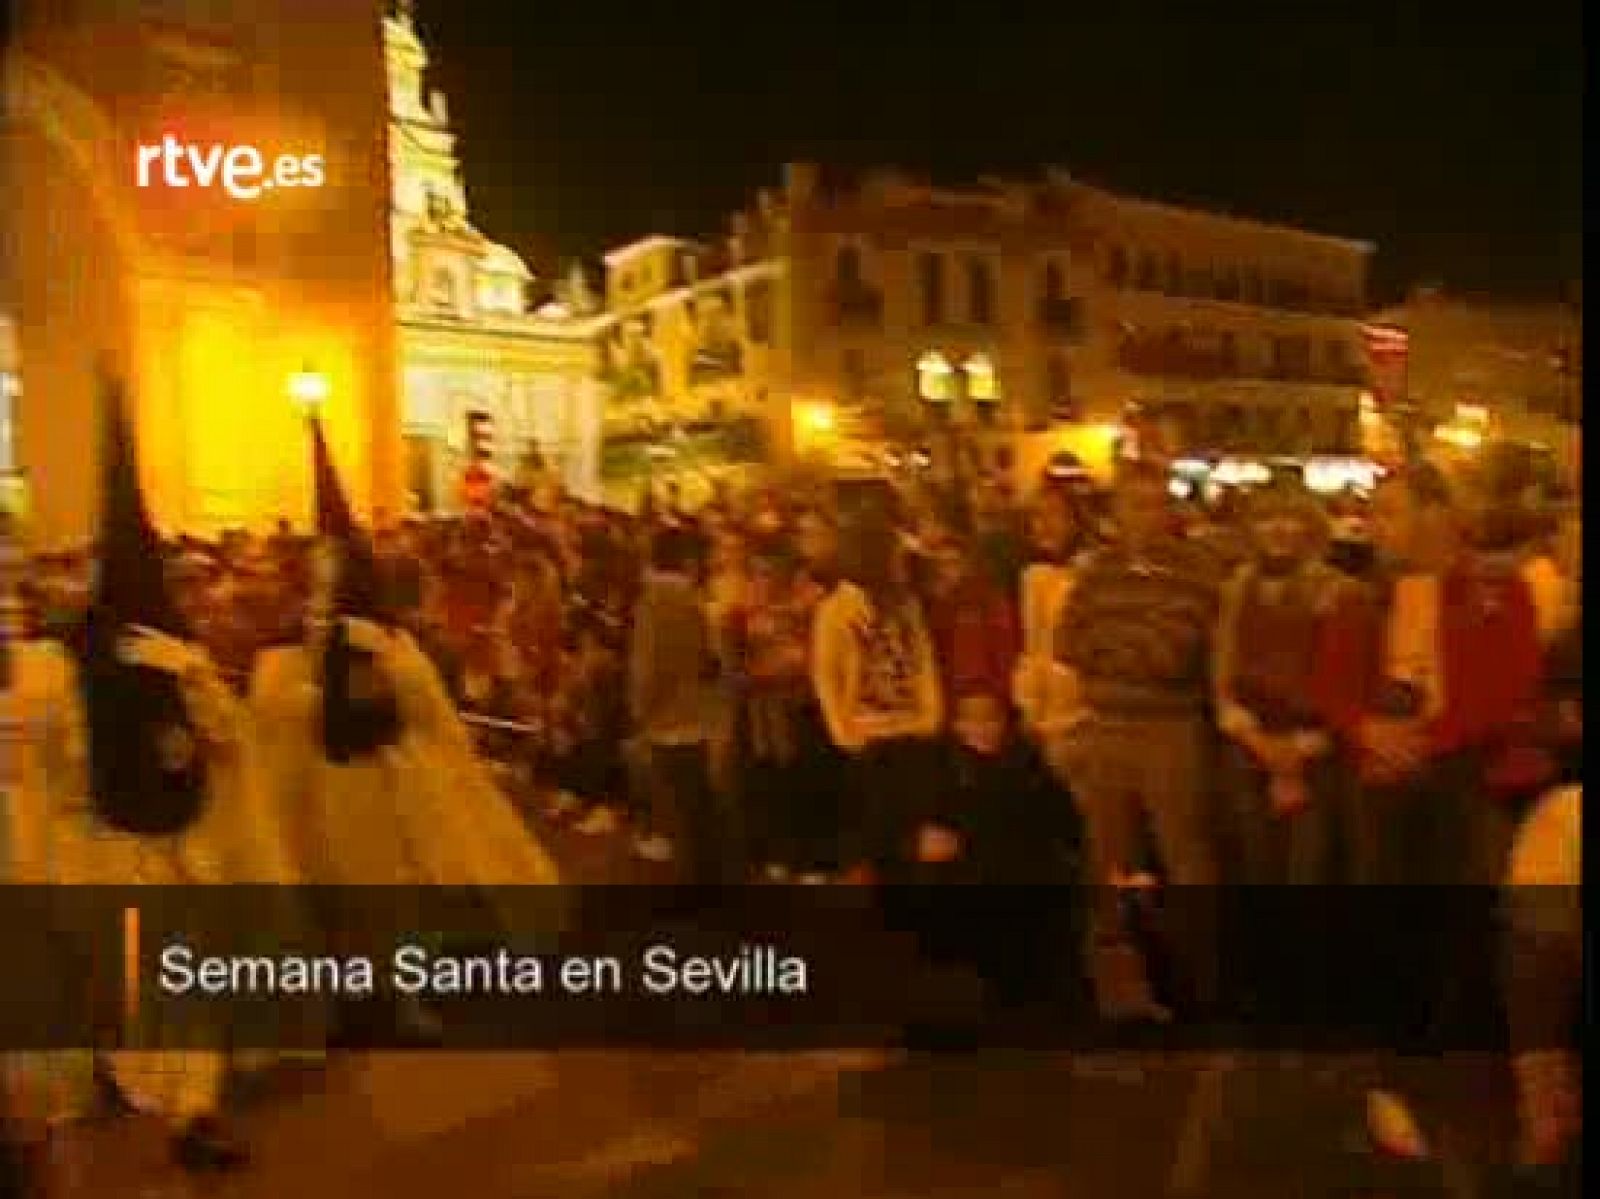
916, 351, 955, 402
964, 353, 999, 402
968, 259, 995, 324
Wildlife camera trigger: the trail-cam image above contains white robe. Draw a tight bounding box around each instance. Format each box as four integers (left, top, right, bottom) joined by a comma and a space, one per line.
2, 639, 294, 1124
248, 629, 560, 894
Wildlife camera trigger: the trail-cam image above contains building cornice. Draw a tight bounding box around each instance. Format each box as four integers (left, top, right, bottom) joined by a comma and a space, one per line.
603, 235, 701, 268
1073, 182, 1374, 254
613, 260, 786, 318
400, 310, 613, 341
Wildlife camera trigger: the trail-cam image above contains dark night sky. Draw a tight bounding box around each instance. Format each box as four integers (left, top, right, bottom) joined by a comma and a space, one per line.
414, 0, 1582, 304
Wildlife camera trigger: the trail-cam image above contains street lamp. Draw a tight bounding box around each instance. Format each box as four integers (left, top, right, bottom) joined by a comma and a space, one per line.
288, 363, 330, 413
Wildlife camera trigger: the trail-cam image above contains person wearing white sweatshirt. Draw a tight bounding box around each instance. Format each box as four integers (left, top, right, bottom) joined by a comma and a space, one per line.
812, 504, 943, 880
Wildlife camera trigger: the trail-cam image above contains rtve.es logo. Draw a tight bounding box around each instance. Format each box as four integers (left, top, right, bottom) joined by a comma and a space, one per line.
135, 134, 325, 201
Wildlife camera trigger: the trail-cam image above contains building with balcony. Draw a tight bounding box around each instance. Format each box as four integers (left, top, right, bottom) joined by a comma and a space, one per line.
1058, 178, 1373, 474
386, 1, 610, 511
1369, 285, 1581, 476
594, 234, 783, 501
607, 163, 1376, 487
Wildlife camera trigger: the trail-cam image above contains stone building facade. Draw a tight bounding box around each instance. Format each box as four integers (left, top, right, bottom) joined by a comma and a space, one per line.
612, 163, 1375, 485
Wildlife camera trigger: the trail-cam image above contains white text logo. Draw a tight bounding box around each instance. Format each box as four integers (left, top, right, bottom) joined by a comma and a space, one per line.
135, 135, 325, 201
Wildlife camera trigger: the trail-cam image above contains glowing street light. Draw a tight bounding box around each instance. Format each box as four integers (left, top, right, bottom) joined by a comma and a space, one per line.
794, 400, 836, 438
288, 363, 330, 412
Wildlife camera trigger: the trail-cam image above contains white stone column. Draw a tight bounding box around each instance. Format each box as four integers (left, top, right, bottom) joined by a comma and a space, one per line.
569, 376, 604, 502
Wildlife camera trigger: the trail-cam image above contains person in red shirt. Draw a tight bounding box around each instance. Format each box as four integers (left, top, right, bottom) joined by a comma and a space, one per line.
1313, 462, 1542, 885
927, 529, 1022, 723
460, 460, 494, 514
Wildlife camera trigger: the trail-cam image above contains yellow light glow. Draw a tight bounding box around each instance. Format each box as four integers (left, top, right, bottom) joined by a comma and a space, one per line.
288, 366, 331, 410
1434, 425, 1483, 450
795, 401, 836, 437
964, 353, 999, 401
1455, 403, 1490, 427
1212, 459, 1271, 487
916, 352, 955, 402
1049, 422, 1121, 479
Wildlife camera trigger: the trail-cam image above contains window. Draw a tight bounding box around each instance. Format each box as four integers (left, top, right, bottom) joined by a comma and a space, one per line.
1221, 403, 1247, 447
430, 268, 456, 310
965, 353, 1000, 402
918, 252, 945, 325
1045, 354, 1074, 423
842, 349, 867, 400
1043, 260, 1066, 305
967, 259, 995, 324
1219, 331, 1238, 370
1216, 267, 1241, 302
836, 244, 864, 289
1256, 405, 1283, 449
1106, 247, 1129, 287
1324, 338, 1352, 373
916, 351, 955, 401
1136, 253, 1160, 291
744, 280, 773, 344
1241, 268, 1262, 304
1165, 253, 1185, 295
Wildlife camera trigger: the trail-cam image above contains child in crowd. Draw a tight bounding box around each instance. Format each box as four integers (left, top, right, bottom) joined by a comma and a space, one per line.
912, 691, 1081, 885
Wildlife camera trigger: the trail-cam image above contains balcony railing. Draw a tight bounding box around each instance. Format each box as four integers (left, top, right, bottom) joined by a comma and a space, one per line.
1118, 338, 1369, 386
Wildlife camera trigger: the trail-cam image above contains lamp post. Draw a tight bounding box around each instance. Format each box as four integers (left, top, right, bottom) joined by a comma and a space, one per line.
288, 363, 330, 414
288, 364, 330, 528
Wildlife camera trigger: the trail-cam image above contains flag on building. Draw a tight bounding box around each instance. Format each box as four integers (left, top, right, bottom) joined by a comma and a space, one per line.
1361, 323, 1410, 409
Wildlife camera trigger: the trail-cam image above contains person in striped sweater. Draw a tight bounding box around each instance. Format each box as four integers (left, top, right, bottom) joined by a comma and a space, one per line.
1053, 458, 1224, 1018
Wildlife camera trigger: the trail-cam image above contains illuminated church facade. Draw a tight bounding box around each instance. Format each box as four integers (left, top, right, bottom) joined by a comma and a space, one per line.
384, 2, 610, 510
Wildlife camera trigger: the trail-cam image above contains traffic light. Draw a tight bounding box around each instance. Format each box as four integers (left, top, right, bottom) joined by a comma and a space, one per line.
465, 411, 494, 462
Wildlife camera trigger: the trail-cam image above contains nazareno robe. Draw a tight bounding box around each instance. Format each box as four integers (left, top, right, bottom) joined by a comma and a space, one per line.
249, 627, 562, 918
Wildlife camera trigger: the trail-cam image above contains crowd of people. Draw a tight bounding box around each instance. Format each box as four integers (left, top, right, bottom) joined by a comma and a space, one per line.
2, 431, 1584, 1184
13, 448, 1581, 889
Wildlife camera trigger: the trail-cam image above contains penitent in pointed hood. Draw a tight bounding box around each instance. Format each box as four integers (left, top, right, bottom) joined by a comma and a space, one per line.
308, 416, 399, 761
92, 372, 190, 638
310, 415, 385, 620
84, 364, 207, 836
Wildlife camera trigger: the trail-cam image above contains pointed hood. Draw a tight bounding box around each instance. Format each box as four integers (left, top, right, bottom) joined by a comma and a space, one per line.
92, 372, 189, 637
83, 365, 207, 836
308, 416, 400, 762
309, 415, 385, 620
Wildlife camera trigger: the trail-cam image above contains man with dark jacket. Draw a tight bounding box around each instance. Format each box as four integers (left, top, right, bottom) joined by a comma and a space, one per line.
629, 525, 729, 882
